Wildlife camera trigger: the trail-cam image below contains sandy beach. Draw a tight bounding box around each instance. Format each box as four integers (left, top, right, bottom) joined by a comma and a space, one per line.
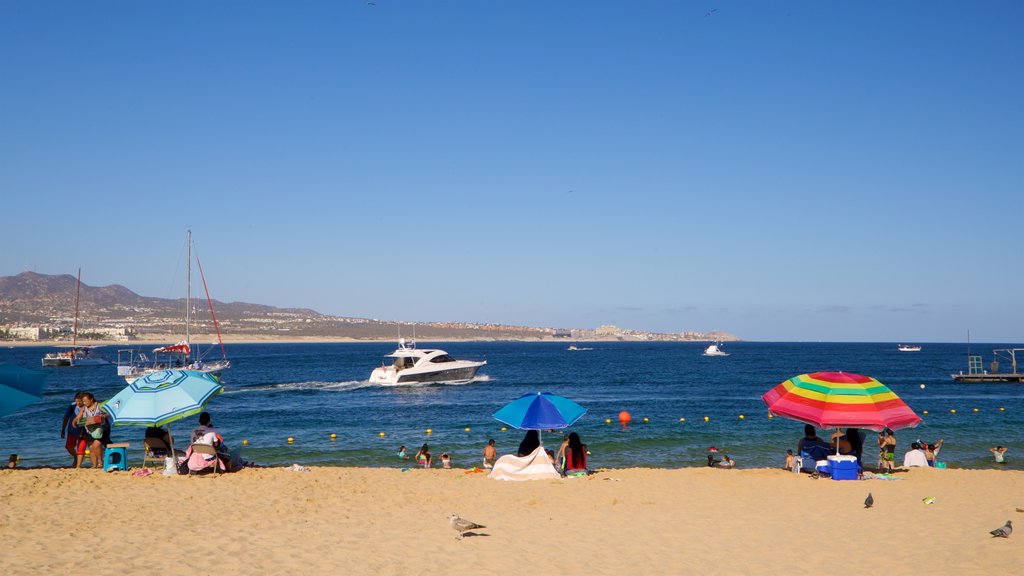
1, 466, 1021, 575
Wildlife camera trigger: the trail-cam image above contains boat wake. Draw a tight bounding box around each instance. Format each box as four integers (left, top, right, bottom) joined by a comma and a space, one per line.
228, 380, 373, 394
228, 374, 493, 394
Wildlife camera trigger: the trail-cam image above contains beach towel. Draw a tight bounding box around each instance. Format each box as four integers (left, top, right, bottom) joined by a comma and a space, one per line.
488, 446, 561, 481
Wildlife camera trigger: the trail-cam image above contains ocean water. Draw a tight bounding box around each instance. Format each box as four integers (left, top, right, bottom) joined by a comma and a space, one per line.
2, 341, 1022, 471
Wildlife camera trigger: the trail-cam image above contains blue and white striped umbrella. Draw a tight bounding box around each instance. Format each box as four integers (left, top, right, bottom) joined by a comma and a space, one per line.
0, 364, 46, 418
493, 392, 587, 430
102, 370, 223, 427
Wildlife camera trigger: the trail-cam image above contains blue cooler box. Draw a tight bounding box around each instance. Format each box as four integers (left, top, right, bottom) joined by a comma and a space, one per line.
828, 455, 859, 480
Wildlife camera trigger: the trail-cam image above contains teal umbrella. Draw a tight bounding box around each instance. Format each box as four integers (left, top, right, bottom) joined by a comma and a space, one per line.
0, 364, 46, 418
102, 369, 223, 461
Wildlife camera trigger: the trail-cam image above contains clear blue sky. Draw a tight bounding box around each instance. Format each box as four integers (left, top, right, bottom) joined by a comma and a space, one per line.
2, 1, 1021, 342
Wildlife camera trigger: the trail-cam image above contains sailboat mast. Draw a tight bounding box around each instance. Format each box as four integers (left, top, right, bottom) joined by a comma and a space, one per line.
186, 229, 191, 360
72, 267, 81, 348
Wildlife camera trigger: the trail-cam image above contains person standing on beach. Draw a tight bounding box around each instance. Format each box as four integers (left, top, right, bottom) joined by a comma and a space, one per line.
482, 439, 497, 469
77, 393, 108, 469
878, 429, 897, 472
60, 391, 85, 468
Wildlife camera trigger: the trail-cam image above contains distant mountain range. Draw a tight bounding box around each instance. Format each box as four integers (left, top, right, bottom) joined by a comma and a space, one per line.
1, 271, 732, 342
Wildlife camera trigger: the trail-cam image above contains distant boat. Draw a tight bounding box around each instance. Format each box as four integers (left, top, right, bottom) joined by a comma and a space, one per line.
369, 338, 486, 385
898, 345, 922, 352
567, 343, 593, 351
41, 268, 110, 367
116, 230, 230, 383
703, 342, 729, 357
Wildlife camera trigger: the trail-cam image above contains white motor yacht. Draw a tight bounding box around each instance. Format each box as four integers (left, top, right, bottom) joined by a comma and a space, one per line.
702, 342, 729, 357
369, 339, 486, 385
897, 345, 922, 352
42, 346, 110, 367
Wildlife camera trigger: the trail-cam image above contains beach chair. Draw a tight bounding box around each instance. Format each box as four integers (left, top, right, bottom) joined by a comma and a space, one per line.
142, 437, 171, 469
187, 443, 223, 475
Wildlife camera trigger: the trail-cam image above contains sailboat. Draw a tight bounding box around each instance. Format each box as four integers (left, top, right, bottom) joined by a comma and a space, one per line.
41, 268, 110, 367
116, 230, 230, 383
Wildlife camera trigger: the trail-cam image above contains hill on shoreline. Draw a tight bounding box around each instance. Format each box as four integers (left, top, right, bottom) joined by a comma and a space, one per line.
0, 271, 735, 342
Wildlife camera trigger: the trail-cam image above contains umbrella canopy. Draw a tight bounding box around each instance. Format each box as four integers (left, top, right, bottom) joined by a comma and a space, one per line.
0, 364, 46, 418
493, 392, 587, 430
761, 371, 921, 432
102, 369, 223, 427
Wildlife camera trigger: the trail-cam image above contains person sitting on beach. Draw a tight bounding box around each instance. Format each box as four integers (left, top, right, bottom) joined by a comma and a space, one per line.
831, 430, 852, 455
145, 425, 185, 459
718, 454, 735, 468
990, 446, 1008, 463
923, 439, 944, 466
784, 449, 794, 471
8, 454, 17, 469
902, 442, 928, 467
562, 432, 588, 475
415, 444, 432, 468
440, 452, 451, 469
517, 430, 540, 457
797, 425, 830, 462
186, 412, 231, 472
482, 439, 497, 469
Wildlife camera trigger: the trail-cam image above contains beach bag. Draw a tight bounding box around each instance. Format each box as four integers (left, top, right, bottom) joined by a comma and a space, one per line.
87, 425, 104, 440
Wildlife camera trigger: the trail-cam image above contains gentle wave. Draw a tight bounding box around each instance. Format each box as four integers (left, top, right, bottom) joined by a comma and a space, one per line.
227, 380, 373, 393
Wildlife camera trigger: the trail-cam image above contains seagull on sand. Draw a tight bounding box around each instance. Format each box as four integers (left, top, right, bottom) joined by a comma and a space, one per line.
990, 520, 1012, 538
449, 514, 485, 540
864, 493, 874, 509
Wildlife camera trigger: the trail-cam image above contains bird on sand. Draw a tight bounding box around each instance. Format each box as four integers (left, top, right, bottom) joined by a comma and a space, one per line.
864, 493, 874, 508
449, 514, 485, 540
990, 520, 1012, 538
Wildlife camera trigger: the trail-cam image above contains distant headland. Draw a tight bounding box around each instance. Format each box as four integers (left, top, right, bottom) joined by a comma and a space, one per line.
0, 271, 738, 344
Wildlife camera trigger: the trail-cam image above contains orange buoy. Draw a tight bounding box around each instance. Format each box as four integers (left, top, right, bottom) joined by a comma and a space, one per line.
618, 410, 632, 425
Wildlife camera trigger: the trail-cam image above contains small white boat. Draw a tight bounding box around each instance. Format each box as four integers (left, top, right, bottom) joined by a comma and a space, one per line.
567, 344, 593, 351
703, 342, 729, 357
898, 345, 922, 352
41, 268, 111, 367
369, 339, 486, 385
42, 346, 110, 367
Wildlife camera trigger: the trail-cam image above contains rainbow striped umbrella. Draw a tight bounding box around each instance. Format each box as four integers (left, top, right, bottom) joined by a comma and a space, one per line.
761, 371, 921, 432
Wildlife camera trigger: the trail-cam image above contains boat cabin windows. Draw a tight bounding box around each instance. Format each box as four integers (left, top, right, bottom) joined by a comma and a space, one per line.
391, 356, 417, 369
430, 354, 456, 364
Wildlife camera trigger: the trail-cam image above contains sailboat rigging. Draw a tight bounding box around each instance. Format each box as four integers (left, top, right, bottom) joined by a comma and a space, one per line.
116, 230, 230, 382
41, 268, 110, 367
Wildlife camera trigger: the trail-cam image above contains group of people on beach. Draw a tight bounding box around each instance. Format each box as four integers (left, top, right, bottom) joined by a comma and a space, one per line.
54, 389, 240, 473
60, 391, 111, 469
786, 423, 1008, 473
397, 430, 589, 476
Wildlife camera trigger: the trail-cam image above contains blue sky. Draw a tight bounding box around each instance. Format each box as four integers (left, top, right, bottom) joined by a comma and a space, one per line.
1, 1, 1021, 342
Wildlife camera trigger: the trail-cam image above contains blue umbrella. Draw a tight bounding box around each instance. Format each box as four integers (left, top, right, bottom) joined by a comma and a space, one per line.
493, 392, 587, 446
102, 370, 223, 461
0, 364, 46, 418
103, 369, 223, 427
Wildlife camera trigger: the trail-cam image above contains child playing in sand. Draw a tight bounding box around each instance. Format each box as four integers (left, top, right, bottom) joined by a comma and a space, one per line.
440, 452, 451, 469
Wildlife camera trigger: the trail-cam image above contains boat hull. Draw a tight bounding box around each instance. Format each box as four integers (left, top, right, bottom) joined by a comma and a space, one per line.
370, 362, 485, 385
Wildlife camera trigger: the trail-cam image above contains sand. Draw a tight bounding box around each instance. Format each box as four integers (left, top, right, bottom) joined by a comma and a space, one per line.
1, 466, 1021, 575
